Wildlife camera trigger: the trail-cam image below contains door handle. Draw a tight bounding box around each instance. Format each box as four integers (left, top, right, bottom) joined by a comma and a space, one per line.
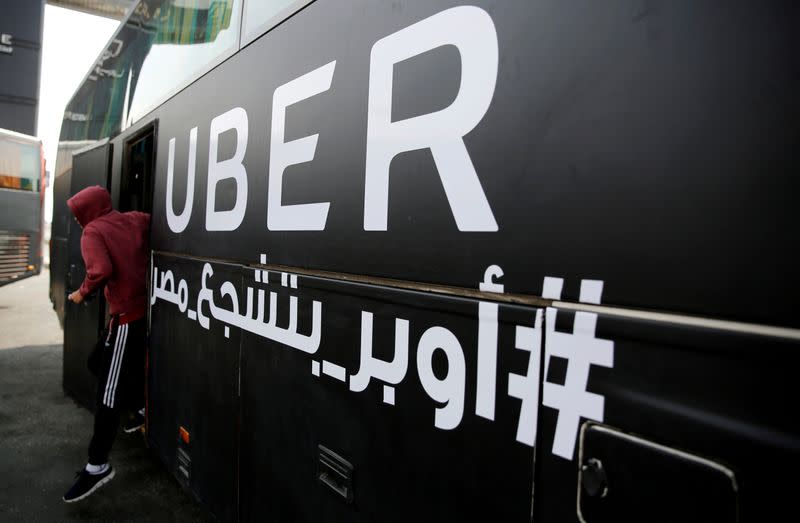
67, 263, 76, 288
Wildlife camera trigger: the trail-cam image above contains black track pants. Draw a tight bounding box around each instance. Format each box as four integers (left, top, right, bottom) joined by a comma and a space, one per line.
87, 317, 146, 465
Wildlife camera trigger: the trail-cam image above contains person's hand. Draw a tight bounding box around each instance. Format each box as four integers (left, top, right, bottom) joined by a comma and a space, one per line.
68, 291, 84, 304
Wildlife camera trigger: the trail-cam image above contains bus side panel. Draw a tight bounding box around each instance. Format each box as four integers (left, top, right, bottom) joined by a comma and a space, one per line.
148, 254, 240, 523
149, 0, 799, 328
237, 271, 537, 522
534, 308, 799, 522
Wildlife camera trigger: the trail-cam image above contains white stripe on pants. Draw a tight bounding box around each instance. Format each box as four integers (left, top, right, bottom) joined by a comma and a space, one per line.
103, 324, 128, 408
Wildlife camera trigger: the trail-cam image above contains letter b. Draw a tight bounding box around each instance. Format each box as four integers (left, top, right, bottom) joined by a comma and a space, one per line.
206, 107, 249, 231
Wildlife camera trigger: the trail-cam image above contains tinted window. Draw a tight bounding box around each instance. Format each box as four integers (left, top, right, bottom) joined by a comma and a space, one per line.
128, 0, 242, 123
59, 0, 242, 146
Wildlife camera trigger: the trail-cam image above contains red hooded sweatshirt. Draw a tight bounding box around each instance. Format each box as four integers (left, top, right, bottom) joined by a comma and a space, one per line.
67, 186, 150, 324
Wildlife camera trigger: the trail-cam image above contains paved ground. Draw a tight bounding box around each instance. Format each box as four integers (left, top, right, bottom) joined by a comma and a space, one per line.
0, 271, 62, 350
0, 272, 210, 522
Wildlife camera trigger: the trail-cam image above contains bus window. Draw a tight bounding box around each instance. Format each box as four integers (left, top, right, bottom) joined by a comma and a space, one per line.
242, 0, 312, 45
59, 0, 243, 154
126, 0, 243, 124
0, 138, 40, 192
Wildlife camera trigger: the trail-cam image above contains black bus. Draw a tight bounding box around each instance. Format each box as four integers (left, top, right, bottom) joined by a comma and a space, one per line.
0, 127, 44, 286
50, 1, 798, 522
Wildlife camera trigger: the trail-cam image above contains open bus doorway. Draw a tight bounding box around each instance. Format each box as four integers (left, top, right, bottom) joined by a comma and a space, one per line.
120, 126, 155, 214
62, 124, 156, 411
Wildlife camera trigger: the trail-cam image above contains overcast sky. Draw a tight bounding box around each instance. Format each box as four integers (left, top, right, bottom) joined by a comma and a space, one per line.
37, 5, 119, 221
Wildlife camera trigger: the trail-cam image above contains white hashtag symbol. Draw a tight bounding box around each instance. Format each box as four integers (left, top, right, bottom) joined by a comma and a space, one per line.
541, 277, 614, 460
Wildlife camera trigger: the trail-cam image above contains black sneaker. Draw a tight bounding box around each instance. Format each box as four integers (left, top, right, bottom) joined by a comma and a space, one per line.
123, 410, 145, 434
63, 466, 115, 503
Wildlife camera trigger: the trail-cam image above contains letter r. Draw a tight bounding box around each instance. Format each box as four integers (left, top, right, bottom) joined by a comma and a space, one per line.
364, 6, 499, 231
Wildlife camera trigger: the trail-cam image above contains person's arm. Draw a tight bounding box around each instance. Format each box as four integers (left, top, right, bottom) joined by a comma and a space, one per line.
68, 228, 112, 303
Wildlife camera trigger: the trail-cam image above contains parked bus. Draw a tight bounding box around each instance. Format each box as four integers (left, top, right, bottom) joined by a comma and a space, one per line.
0, 128, 45, 286
50, 1, 798, 522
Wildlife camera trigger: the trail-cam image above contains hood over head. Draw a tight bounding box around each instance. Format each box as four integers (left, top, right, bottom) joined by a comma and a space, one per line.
67, 185, 112, 227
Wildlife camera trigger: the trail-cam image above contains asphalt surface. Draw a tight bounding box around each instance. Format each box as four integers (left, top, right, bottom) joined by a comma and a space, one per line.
0, 271, 210, 522
0, 271, 62, 350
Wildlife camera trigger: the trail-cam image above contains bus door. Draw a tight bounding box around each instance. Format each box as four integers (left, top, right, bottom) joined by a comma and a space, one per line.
63, 141, 112, 410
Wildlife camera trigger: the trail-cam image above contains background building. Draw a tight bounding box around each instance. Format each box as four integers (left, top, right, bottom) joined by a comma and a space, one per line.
0, 0, 133, 136
0, 0, 46, 135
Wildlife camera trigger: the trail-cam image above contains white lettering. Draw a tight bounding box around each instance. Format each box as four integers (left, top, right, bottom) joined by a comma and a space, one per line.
267, 61, 336, 230
206, 107, 249, 231
166, 127, 197, 233
417, 326, 466, 430
475, 265, 504, 420
476, 302, 499, 420
508, 311, 543, 447
364, 6, 499, 231
350, 312, 410, 404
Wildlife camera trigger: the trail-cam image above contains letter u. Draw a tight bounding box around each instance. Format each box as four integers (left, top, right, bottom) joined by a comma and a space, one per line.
166, 127, 197, 233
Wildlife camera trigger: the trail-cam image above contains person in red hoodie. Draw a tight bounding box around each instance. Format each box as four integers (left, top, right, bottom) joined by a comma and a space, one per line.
62, 185, 150, 503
